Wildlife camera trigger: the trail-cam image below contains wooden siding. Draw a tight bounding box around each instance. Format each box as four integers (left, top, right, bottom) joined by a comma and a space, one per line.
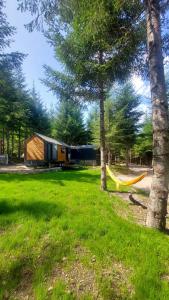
26, 136, 44, 160
58, 145, 67, 162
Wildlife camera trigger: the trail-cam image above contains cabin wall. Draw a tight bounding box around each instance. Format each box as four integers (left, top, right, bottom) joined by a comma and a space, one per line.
70, 148, 100, 166
26, 136, 45, 161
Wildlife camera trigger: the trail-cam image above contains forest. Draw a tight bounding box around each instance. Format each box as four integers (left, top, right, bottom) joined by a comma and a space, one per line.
2, 0, 167, 165
1, 0, 169, 231
1, 1, 169, 299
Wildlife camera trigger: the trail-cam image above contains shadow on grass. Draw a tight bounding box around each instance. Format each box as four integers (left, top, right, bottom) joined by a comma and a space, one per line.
0, 199, 65, 220
106, 189, 130, 194
0, 235, 72, 298
0, 170, 100, 186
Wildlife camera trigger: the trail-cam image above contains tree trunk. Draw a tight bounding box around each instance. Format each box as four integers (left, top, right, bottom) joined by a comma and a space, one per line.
11, 131, 14, 159
6, 130, 10, 156
18, 127, 21, 160
2, 128, 5, 154
100, 94, 107, 190
126, 148, 129, 168
99, 50, 107, 191
108, 149, 112, 167
145, 0, 169, 230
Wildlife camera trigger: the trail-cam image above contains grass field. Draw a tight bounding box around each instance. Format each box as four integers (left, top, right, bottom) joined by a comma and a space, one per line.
0, 168, 169, 299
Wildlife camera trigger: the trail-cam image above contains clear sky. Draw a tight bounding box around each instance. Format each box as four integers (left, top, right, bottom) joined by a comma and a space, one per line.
5, 0, 60, 110
5, 0, 151, 115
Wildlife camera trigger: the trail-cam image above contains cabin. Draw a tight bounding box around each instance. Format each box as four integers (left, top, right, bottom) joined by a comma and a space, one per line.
25, 133, 70, 166
70, 145, 100, 166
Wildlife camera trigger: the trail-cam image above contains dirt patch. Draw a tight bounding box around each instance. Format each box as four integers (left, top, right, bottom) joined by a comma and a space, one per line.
49, 261, 100, 299
47, 245, 134, 300
10, 268, 34, 300
116, 193, 148, 225
110, 192, 148, 226
100, 261, 134, 299
111, 191, 169, 230
0, 164, 61, 174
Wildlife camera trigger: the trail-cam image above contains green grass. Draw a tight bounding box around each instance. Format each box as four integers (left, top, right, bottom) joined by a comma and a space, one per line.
0, 169, 169, 299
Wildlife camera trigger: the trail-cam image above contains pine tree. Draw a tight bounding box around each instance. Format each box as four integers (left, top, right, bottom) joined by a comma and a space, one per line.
88, 83, 142, 166
113, 83, 142, 166
29, 84, 51, 135
51, 100, 89, 145
133, 113, 152, 163
18, 0, 145, 191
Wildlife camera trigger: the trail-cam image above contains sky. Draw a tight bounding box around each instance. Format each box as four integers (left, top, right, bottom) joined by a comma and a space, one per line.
5, 0, 60, 110
5, 0, 151, 114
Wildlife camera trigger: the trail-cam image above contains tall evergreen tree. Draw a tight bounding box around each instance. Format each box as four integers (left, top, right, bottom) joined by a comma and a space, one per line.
29, 84, 51, 135
88, 83, 142, 166
51, 100, 89, 145
133, 113, 152, 162
18, 0, 145, 191
113, 83, 142, 166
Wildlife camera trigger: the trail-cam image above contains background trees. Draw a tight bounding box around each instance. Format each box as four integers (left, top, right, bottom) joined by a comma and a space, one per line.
24, 0, 145, 190
50, 100, 89, 145
133, 114, 152, 165
8, 0, 169, 229
112, 83, 142, 166
0, 1, 50, 160
87, 82, 142, 166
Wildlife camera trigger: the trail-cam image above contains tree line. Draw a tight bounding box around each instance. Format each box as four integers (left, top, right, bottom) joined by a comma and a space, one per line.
0, 1, 50, 160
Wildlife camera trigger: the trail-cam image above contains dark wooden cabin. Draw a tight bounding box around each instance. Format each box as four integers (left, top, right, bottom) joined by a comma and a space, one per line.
70, 145, 100, 165
25, 133, 69, 166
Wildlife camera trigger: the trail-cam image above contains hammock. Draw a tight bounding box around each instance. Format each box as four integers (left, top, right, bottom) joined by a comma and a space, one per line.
106, 165, 147, 190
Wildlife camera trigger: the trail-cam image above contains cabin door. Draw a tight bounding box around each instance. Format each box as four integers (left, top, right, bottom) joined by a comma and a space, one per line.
47, 143, 52, 161
58, 145, 66, 161
52, 144, 57, 161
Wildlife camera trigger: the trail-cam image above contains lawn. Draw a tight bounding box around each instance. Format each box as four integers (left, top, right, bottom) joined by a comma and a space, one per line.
0, 168, 169, 300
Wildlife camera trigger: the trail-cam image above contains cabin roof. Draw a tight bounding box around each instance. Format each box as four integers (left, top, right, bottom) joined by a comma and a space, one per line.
35, 133, 69, 147
70, 145, 98, 149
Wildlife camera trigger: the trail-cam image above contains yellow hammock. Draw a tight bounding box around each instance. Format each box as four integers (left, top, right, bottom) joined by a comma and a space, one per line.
106, 165, 147, 190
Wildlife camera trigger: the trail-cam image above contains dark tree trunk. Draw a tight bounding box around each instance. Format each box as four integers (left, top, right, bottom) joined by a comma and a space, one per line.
126, 148, 129, 168
6, 130, 10, 156
99, 50, 107, 190
145, 0, 169, 230
11, 131, 14, 159
100, 93, 107, 190
18, 127, 21, 160
2, 128, 5, 154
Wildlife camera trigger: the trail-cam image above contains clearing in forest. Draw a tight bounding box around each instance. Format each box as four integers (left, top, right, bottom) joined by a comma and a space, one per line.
0, 168, 169, 300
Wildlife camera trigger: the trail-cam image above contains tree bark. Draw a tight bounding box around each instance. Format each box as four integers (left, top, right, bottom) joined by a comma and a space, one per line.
100, 93, 107, 190
18, 127, 21, 160
145, 0, 169, 230
11, 131, 14, 159
108, 149, 112, 167
2, 128, 5, 154
126, 148, 129, 168
6, 130, 10, 156
99, 50, 107, 191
